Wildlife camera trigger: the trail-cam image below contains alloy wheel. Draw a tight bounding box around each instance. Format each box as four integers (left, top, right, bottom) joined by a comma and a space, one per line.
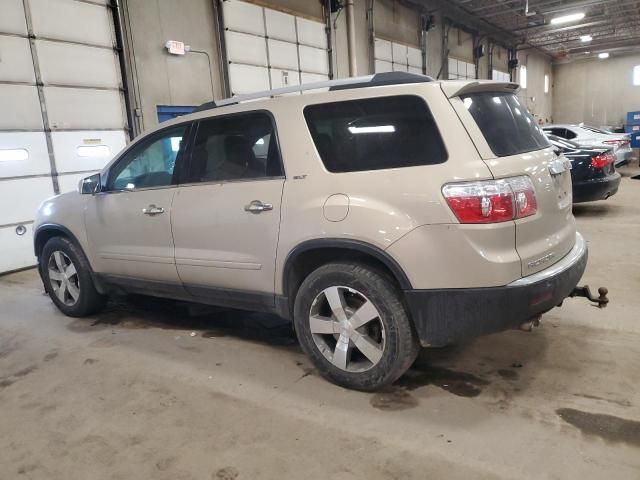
309, 286, 385, 372
47, 251, 80, 306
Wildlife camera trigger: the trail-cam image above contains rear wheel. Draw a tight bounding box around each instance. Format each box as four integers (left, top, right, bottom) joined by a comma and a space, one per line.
40, 236, 106, 317
293, 262, 419, 391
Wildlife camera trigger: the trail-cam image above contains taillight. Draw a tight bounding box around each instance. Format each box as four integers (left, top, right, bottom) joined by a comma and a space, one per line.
442, 176, 538, 224
603, 139, 629, 147
591, 152, 615, 168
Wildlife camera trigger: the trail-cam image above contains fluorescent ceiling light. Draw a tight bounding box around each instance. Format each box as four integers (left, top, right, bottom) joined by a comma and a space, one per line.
348, 125, 395, 134
580, 35, 592, 42
598, 52, 610, 59
0, 148, 28, 162
550, 12, 585, 25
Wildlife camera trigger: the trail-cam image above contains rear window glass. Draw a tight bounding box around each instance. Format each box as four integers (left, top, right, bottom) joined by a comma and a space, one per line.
303, 95, 447, 173
462, 92, 549, 157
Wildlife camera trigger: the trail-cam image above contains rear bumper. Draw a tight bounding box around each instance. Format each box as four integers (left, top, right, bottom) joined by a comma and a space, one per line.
405, 232, 588, 347
615, 149, 632, 166
572, 173, 621, 203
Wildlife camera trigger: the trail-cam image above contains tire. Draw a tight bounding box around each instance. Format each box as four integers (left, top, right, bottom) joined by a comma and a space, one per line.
40, 236, 106, 317
293, 262, 419, 391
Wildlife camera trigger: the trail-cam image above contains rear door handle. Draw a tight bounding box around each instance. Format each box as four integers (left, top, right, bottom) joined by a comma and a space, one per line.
244, 200, 273, 214
142, 204, 165, 215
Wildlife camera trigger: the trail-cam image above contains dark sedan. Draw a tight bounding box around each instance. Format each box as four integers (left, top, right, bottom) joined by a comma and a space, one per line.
546, 134, 621, 203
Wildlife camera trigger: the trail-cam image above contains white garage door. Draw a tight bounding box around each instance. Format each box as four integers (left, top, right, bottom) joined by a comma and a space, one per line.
222, 0, 329, 95
374, 38, 423, 74
0, 0, 128, 274
493, 70, 511, 82
448, 57, 476, 80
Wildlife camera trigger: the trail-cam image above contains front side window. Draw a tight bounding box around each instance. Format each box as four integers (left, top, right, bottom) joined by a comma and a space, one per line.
186, 112, 282, 183
108, 125, 188, 191
303, 95, 447, 173
462, 92, 549, 157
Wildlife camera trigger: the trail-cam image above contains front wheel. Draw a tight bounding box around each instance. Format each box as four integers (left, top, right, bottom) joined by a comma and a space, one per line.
293, 262, 419, 391
40, 236, 106, 317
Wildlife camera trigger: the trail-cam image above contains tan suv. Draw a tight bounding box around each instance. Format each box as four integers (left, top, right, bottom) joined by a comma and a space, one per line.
34, 72, 588, 391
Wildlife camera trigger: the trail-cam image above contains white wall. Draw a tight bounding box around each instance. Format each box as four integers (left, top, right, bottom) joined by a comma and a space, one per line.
517, 51, 553, 122
553, 53, 640, 127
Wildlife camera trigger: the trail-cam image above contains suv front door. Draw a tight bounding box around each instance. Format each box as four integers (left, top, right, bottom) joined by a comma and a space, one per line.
85, 123, 190, 285
171, 111, 285, 308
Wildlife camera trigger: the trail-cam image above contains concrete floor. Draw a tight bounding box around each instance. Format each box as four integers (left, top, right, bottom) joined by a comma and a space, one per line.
1, 167, 640, 480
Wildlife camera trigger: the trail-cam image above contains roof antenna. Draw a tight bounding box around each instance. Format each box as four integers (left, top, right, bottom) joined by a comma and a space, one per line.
525, 0, 536, 17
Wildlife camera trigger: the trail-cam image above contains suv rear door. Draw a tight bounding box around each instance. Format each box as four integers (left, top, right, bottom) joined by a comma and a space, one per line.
170, 111, 285, 306
445, 83, 575, 276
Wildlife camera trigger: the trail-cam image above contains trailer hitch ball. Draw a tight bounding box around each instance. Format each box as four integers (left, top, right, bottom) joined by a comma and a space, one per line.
570, 285, 609, 308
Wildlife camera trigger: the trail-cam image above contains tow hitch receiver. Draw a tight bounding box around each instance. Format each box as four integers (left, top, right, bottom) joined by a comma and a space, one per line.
570, 285, 609, 308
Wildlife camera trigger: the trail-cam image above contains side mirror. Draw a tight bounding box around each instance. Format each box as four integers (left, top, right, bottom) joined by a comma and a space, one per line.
78, 173, 101, 194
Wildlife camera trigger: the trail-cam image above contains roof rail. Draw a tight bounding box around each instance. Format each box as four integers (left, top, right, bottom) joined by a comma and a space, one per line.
193, 72, 433, 113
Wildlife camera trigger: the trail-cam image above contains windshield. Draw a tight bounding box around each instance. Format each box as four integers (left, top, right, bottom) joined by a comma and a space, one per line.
461, 92, 549, 157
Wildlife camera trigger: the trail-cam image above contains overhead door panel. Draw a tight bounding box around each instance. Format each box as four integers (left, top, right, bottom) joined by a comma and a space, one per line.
301, 72, 328, 84
52, 130, 127, 173
44, 87, 124, 130
375, 60, 393, 73
392, 43, 407, 71
268, 39, 298, 70
0, 0, 28, 35
270, 68, 300, 89
223, 0, 329, 96
296, 17, 327, 49
0, 0, 129, 273
374, 39, 392, 61
0, 36, 36, 83
408, 46, 422, 74
225, 31, 267, 67
36, 41, 121, 88
0, 85, 43, 130
374, 37, 423, 74
228, 64, 270, 94
448, 57, 476, 80
265, 9, 296, 42
29, 0, 113, 47
223, 0, 264, 35
0, 177, 54, 226
0, 224, 36, 273
0, 132, 50, 178
299, 45, 329, 75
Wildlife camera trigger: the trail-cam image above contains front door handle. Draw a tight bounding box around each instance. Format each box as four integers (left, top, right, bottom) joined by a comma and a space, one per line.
244, 200, 273, 214
142, 204, 165, 215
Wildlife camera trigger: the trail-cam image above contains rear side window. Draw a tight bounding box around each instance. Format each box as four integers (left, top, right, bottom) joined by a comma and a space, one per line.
186, 111, 283, 183
303, 96, 447, 173
462, 92, 549, 157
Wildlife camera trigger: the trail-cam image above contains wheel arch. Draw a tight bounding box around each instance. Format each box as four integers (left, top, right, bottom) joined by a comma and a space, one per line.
34, 224, 84, 258
281, 239, 412, 318
34, 223, 107, 295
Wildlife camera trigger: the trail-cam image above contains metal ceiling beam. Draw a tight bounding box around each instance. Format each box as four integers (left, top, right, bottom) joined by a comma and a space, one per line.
568, 36, 640, 54
442, 0, 640, 60
528, 24, 640, 48
408, 0, 521, 47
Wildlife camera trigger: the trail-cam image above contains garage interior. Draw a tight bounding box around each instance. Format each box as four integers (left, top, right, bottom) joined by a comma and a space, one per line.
1, 0, 639, 478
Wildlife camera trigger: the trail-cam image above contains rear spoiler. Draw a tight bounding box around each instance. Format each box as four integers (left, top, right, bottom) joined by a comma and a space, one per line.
440, 80, 521, 99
